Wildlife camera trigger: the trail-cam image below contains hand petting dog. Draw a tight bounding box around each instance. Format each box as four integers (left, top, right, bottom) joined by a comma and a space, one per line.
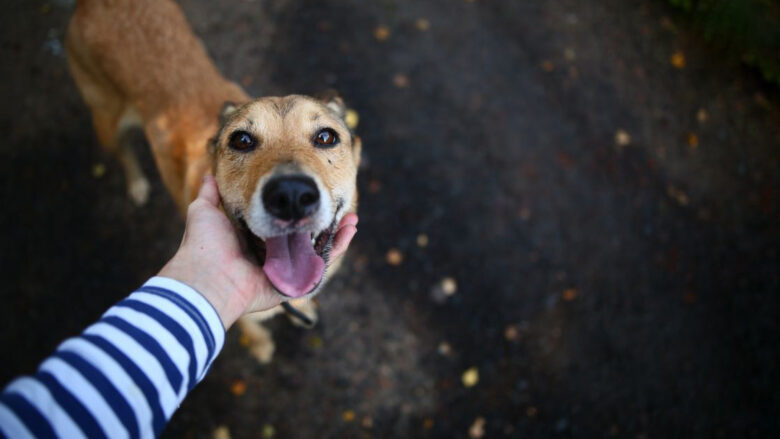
160, 175, 358, 328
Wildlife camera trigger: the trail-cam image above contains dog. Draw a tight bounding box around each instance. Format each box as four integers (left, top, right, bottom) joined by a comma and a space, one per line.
66, 0, 361, 362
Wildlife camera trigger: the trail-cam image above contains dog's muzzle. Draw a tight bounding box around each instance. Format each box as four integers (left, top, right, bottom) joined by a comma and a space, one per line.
262, 175, 320, 222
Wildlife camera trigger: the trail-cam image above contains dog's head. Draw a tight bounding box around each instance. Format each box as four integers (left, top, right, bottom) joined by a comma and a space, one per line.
211, 94, 361, 300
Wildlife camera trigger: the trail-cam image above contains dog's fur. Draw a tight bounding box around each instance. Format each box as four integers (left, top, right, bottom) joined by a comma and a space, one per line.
66, 0, 360, 362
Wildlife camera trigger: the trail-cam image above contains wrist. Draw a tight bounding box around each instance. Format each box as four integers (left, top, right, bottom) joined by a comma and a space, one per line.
158, 258, 247, 329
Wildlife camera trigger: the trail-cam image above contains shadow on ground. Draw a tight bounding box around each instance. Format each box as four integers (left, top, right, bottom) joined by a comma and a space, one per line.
0, 0, 777, 437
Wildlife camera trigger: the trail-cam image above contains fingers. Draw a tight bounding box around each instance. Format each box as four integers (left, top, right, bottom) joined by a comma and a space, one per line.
338, 212, 359, 229
197, 174, 220, 207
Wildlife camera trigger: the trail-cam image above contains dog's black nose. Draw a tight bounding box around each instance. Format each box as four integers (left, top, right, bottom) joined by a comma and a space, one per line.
262, 176, 320, 221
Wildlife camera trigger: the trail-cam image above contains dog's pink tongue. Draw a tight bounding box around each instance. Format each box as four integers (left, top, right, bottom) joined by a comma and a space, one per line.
263, 232, 325, 298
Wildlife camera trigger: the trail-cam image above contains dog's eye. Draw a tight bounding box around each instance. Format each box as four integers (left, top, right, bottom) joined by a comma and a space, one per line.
313, 128, 339, 147
229, 131, 256, 151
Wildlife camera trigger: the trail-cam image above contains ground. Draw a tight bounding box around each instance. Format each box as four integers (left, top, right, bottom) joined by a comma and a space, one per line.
0, 0, 778, 437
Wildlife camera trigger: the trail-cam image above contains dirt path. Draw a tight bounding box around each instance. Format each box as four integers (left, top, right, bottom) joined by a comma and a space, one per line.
0, 0, 777, 437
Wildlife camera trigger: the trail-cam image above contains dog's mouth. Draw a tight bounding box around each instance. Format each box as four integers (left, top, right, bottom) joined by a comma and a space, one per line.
238, 207, 341, 299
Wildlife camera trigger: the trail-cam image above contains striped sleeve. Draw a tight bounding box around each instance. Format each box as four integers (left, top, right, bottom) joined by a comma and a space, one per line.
0, 277, 226, 439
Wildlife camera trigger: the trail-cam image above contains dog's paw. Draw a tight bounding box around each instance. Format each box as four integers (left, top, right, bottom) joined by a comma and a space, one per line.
128, 177, 151, 206
249, 337, 275, 364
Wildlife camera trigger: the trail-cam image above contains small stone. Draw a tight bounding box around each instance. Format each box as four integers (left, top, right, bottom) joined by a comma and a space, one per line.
416, 233, 429, 247
386, 248, 403, 266
374, 25, 390, 41
468, 417, 486, 438
361, 416, 374, 428
461, 367, 479, 387
437, 341, 452, 356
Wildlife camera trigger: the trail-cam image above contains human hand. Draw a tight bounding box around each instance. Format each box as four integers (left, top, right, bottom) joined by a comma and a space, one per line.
159, 175, 358, 328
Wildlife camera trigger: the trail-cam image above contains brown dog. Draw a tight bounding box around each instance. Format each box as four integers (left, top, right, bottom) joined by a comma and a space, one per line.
66, 0, 360, 362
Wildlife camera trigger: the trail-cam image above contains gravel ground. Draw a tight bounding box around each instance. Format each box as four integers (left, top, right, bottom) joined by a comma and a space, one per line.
0, 0, 778, 437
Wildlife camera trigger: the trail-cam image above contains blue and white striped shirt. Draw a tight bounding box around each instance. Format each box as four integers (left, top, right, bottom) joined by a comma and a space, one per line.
0, 277, 226, 438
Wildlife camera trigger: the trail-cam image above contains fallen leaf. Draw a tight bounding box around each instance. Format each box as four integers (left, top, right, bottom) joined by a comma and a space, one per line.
687, 133, 699, 148
368, 179, 382, 193
415, 18, 431, 31
614, 129, 631, 147
670, 51, 685, 69
213, 425, 231, 439
696, 108, 709, 123
541, 60, 555, 72
308, 335, 323, 348
262, 424, 275, 439
504, 325, 519, 341
440, 277, 457, 296
386, 248, 403, 265
416, 233, 429, 247
374, 25, 390, 41
423, 418, 435, 429
462, 367, 479, 387
562, 288, 578, 301
40, 4, 52, 14
526, 406, 538, 417
345, 109, 359, 130
92, 163, 106, 179
563, 48, 576, 61
230, 379, 246, 396
469, 417, 486, 438
361, 416, 374, 428
666, 185, 690, 206
342, 410, 356, 422
393, 73, 409, 88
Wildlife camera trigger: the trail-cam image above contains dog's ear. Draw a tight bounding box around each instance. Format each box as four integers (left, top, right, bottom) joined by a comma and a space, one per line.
219, 101, 239, 126
316, 89, 347, 120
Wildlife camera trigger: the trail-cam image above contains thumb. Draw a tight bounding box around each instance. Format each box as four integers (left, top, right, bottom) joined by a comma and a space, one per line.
197, 175, 220, 207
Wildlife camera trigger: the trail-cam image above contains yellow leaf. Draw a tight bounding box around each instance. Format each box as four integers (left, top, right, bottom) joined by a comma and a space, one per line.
345, 109, 359, 130
374, 25, 390, 41
342, 410, 356, 422
670, 51, 685, 69
386, 248, 403, 266
415, 18, 431, 31
687, 133, 699, 148
461, 367, 479, 387
230, 380, 246, 396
